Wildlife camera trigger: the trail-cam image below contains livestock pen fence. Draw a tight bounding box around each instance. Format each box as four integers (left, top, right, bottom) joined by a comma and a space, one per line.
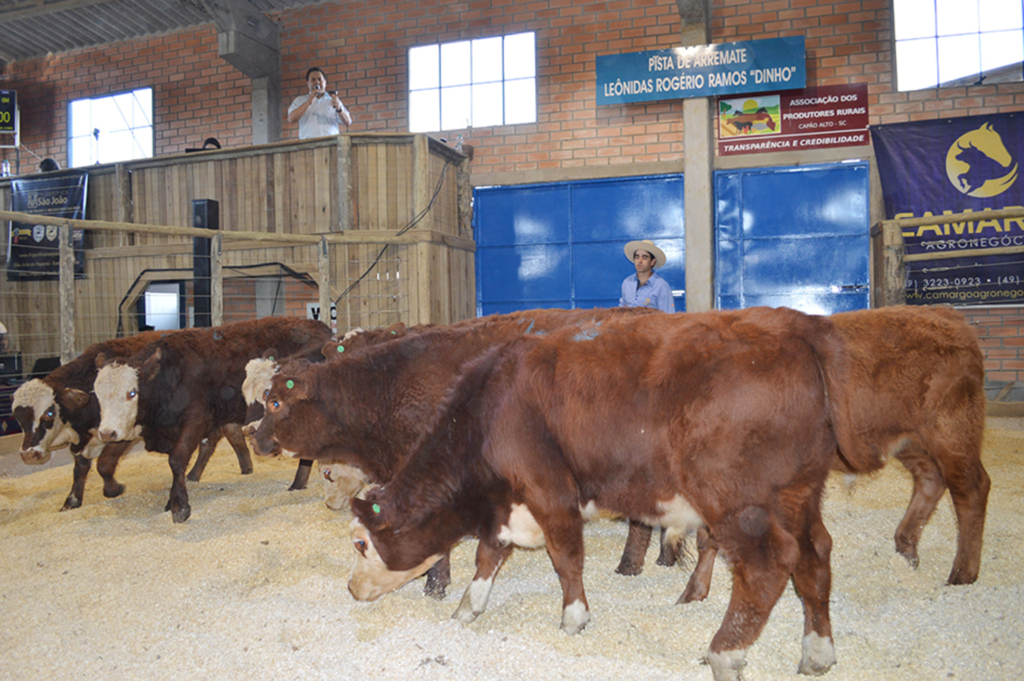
0, 134, 475, 396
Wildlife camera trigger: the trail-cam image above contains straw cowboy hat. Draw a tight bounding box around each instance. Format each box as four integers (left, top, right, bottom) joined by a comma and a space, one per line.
623, 239, 667, 267
0, 322, 7, 335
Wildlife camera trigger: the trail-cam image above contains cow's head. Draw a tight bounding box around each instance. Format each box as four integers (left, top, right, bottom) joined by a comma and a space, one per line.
320, 461, 370, 510
93, 351, 159, 443
12, 379, 88, 463
348, 490, 444, 601
251, 366, 329, 458
242, 355, 280, 433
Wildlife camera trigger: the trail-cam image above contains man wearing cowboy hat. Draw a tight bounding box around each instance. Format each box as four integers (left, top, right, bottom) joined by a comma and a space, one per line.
619, 239, 675, 313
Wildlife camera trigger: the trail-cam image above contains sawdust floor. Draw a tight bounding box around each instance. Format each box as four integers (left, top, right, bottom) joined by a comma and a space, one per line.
1, 426, 1022, 681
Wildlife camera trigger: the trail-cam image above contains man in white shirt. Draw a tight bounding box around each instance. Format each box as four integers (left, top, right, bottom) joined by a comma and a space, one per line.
287, 67, 353, 139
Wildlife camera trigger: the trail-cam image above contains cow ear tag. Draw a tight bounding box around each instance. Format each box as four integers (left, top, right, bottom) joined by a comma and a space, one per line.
336, 345, 345, 353
372, 503, 381, 514
286, 380, 294, 389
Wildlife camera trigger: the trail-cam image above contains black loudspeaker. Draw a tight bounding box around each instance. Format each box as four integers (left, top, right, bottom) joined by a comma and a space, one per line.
193, 200, 219, 328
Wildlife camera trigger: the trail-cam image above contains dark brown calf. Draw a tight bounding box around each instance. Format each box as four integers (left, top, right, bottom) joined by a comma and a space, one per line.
348, 307, 883, 681
620, 305, 990, 592
92, 316, 331, 522
13, 331, 253, 511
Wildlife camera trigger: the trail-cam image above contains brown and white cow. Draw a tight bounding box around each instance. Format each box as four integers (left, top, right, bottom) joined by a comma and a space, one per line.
91, 316, 331, 522
12, 331, 253, 511
241, 323, 414, 493
619, 304, 991, 595
250, 307, 659, 597
346, 307, 883, 681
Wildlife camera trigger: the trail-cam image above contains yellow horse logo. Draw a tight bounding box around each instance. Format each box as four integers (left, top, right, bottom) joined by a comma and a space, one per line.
945, 123, 1018, 198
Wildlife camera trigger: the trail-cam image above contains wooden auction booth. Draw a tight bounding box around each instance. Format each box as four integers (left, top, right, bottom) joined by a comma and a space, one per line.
0, 133, 475, 373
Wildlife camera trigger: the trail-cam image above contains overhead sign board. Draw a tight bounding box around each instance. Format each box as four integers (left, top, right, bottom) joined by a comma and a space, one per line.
0, 90, 15, 133
596, 36, 805, 106
717, 83, 870, 156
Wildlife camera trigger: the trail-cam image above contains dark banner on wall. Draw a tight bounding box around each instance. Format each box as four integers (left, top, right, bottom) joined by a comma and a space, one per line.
6, 171, 88, 281
871, 113, 1024, 306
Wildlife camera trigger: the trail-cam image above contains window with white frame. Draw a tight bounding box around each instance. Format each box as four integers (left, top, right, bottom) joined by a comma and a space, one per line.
69, 87, 154, 167
894, 0, 1024, 90
408, 32, 536, 133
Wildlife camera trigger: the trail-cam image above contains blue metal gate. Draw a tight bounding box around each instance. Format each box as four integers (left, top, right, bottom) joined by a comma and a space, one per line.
474, 162, 870, 316
473, 175, 686, 315
715, 162, 870, 313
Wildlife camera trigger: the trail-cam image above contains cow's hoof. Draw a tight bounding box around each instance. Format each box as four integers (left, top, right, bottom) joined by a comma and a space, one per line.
614, 560, 643, 576
451, 603, 480, 625
171, 507, 192, 523
287, 482, 307, 491
423, 579, 448, 600
560, 601, 590, 635
797, 633, 836, 676
240, 466, 254, 475
894, 538, 920, 569
656, 549, 679, 567
706, 649, 746, 681
60, 496, 82, 511
947, 565, 979, 586
103, 483, 126, 499
677, 580, 710, 604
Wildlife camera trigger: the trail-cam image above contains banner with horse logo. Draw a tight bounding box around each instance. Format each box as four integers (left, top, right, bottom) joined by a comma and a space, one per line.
871, 112, 1024, 306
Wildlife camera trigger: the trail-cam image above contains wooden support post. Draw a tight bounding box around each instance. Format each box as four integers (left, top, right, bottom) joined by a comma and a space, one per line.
58, 223, 75, 363
881, 220, 906, 307
211, 232, 224, 327
336, 136, 353, 233
319, 236, 333, 334
114, 163, 132, 248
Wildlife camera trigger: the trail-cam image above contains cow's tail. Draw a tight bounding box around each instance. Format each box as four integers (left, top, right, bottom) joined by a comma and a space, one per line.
801, 312, 886, 475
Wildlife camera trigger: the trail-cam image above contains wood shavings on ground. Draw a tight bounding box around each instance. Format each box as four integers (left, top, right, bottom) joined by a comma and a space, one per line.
1, 423, 1023, 680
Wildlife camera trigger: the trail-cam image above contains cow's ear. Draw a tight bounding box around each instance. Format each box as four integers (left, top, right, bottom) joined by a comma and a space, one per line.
62, 388, 91, 410
261, 347, 278, 361
321, 340, 346, 360
352, 496, 390, 531
275, 374, 311, 401
385, 322, 407, 336
139, 348, 163, 383
95, 352, 109, 369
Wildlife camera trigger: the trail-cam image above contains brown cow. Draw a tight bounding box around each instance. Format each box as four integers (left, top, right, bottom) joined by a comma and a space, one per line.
13, 332, 253, 511
619, 305, 991, 594
240, 322, 414, 493
90, 316, 331, 522
347, 307, 883, 681
250, 307, 659, 597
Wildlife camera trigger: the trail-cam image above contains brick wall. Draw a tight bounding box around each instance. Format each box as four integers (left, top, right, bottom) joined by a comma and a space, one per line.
962, 306, 1024, 385
1, 26, 251, 170
5, 0, 1024, 174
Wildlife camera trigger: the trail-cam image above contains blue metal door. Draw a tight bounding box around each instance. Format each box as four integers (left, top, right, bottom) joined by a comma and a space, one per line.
473, 175, 685, 315
715, 162, 870, 314
473, 163, 870, 316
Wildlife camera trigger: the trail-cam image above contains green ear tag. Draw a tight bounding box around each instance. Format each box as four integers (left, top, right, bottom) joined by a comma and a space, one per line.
286, 380, 294, 389
336, 345, 345, 353
269, 356, 274, 361
391, 330, 397, 335
372, 503, 381, 514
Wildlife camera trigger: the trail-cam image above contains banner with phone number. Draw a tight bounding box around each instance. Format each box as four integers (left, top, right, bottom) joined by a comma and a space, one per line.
870, 112, 1024, 306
